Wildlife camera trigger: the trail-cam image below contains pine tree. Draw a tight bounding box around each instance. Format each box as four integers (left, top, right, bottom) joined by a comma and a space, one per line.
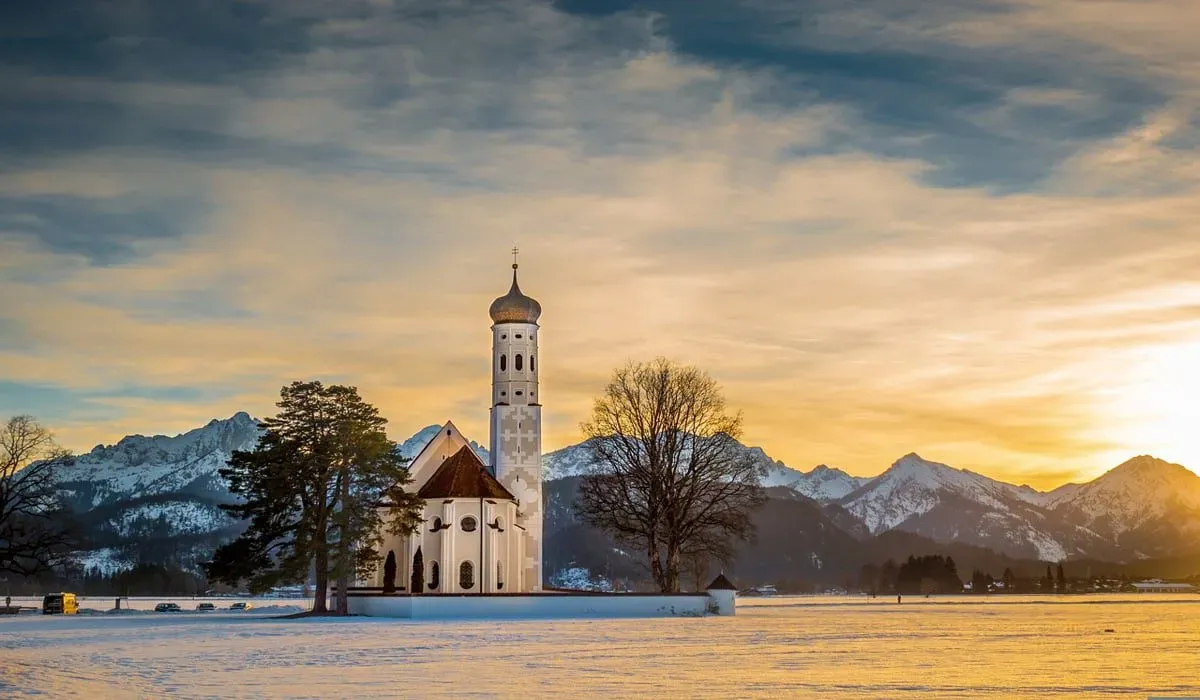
382, 551, 397, 594
1056, 563, 1067, 594
1002, 567, 1016, 592
410, 546, 424, 594
205, 381, 424, 615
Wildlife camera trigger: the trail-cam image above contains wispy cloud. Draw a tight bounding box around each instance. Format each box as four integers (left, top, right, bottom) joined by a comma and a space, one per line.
1, 0, 1197, 487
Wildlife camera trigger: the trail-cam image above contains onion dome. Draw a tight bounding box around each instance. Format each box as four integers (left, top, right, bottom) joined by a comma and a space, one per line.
489, 264, 541, 325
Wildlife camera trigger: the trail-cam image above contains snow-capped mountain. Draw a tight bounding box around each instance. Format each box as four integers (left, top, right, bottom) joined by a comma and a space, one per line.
1042, 456, 1200, 557
763, 462, 870, 502
832, 453, 1200, 562
55, 412, 260, 510
1045, 456, 1200, 528
51, 413, 263, 572
835, 453, 1082, 561
47, 412, 1200, 575
542, 438, 865, 502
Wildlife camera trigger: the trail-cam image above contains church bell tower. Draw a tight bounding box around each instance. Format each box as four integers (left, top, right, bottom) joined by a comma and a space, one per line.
488, 252, 543, 591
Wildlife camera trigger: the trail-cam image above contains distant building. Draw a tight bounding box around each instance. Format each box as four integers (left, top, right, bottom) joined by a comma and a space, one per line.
1131, 579, 1195, 593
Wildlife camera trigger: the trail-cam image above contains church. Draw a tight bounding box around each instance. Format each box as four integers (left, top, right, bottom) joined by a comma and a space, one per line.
369, 259, 544, 594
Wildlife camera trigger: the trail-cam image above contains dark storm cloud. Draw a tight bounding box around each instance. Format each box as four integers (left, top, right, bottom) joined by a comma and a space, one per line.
0, 195, 206, 264
1, 1, 312, 82
555, 0, 1168, 189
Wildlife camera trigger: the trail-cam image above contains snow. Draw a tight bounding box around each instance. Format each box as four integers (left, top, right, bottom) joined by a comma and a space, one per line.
1043, 456, 1200, 533
52, 412, 261, 507
73, 548, 134, 576
548, 567, 614, 592
543, 439, 868, 503
106, 501, 233, 537
837, 453, 1031, 533
3, 596, 1198, 698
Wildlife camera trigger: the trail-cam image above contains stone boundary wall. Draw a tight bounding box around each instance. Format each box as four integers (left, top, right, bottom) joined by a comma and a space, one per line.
346, 592, 727, 618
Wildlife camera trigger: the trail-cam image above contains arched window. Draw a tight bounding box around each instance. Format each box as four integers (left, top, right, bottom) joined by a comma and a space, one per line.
460, 561, 475, 590
461, 516, 477, 532
497, 560, 505, 591
499, 354, 506, 371
429, 561, 440, 590
515, 354, 523, 371
530, 355, 535, 372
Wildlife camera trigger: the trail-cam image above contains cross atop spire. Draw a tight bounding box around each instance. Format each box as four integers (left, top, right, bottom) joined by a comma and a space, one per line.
512, 245, 520, 270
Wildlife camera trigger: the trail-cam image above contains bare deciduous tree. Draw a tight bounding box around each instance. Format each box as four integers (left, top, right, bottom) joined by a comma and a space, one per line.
576, 358, 765, 592
1, 416, 74, 576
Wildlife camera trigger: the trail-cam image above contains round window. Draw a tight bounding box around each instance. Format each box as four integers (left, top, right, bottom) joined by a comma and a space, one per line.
461, 516, 477, 532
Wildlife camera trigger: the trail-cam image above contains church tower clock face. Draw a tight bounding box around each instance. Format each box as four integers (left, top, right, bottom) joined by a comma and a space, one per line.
488, 252, 544, 591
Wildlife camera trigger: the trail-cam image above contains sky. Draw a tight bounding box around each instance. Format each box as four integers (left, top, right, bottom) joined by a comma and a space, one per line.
1, 0, 1198, 489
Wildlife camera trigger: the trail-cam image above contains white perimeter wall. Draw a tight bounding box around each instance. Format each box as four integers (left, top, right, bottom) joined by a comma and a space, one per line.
348, 594, 718, 619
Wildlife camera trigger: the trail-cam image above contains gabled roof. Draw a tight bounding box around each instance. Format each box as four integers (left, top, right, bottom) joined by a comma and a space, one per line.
417, 446, 515, 500
706, 573, 737, 591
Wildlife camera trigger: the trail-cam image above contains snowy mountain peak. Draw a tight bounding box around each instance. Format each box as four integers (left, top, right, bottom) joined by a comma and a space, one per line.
1044, 455, 1200, 536
397, 424, 489, 463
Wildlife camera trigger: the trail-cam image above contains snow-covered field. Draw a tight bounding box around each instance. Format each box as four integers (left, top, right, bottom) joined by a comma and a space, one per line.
3, 595, 1199, 698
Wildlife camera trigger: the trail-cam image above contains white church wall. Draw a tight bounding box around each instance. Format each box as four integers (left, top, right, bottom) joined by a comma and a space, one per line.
407, 424, 470, 492
346, 593, 721, 619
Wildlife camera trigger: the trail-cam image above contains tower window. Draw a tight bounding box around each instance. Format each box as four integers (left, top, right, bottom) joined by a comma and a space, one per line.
501, 334, 507, 339
515, 354, 523, 371
515, 391, 523, 396
461, 516, 477, 532
500, 354, 506, 371
530, 355, 535, 372
429, 561, 440, 590
516, 334, 522, 339
460, 561, 475, 590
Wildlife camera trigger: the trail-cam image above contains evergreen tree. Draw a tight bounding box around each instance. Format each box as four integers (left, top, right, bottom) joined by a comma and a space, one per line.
1002, 567, 1016, 592
1042, 565, 1054, 592
1056, 562, 1067, 593
382, 551, 397, 594
410, 546, 424, 594
205, 381, 424, 615
971, 569, 992, 594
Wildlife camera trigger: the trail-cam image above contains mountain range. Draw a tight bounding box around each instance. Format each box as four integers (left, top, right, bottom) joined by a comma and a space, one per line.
47, 413, 1200, 583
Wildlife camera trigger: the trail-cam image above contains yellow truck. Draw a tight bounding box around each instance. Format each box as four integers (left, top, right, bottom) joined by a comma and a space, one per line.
42, 593, 79, 615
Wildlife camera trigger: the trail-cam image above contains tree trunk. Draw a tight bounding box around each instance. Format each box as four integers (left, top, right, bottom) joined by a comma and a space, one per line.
665, 545, 681, 593
313, 544, 329, 614
648, 541, 667, 593
335, 471, 351, 616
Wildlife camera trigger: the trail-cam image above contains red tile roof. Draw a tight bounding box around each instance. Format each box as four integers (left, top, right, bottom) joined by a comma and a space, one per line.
416, 446, 515, 500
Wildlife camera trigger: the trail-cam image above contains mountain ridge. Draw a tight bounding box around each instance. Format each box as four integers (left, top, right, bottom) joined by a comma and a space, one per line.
45, 413, 1200, 575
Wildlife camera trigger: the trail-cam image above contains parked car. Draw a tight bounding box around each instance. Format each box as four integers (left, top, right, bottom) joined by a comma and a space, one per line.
229, 602, 253, 611
42, 593, 79, 615
154, 603, 182, 613
196, 602, 216, 612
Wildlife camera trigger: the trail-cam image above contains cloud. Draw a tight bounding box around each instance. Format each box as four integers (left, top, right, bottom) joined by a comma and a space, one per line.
1, 0, 1198, 487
